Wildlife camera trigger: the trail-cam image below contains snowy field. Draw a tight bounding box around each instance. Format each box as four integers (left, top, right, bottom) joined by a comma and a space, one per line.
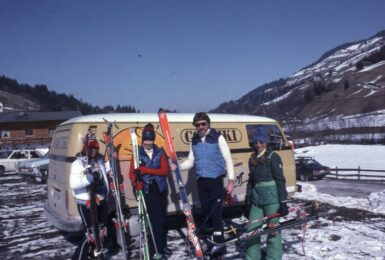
295, 144, 385, 170
1, 144, 385, 259
290, 183, 385, 259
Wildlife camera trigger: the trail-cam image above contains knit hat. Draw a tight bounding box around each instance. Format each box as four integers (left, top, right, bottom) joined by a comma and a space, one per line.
252, 127, 269, 144
142, 123, 156, 141
83, 132, 100, 149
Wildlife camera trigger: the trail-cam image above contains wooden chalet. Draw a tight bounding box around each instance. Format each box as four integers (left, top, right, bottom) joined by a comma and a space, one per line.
0, 111, 82, 148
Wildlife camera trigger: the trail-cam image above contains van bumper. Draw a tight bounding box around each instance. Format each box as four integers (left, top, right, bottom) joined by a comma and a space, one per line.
44, 203, 83, 232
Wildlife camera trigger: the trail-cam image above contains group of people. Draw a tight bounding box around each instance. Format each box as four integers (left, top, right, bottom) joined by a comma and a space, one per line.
69, 112, 288, 260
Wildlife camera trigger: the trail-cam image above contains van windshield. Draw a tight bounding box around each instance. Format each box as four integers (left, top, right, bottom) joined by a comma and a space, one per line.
246, 124, 287, 150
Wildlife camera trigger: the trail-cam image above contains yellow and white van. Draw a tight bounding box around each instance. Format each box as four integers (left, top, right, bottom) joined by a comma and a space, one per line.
44, 113, 296, 234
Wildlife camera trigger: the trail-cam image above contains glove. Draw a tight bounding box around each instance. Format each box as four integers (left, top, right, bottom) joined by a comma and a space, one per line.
86, 170, 102, 184
132, 181, 143, 196
243, 182, 253, 217
139, 160, 146, 167
278, 202, 289, 216
243, 200, 251, 218
92, 170, 103, 182
86, 173, 94, 183
134, 169, 142, 183
132, 169, 143, 192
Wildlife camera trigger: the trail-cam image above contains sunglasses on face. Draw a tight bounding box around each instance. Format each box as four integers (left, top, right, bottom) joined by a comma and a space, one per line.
255, 141, 265, 145
194, 122, 207, 127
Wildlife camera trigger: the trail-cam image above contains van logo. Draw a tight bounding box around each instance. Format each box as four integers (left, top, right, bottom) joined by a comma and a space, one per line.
181, 128, 242, 144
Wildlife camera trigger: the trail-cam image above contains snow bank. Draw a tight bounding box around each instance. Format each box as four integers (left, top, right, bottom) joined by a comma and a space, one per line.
293, 182, 385, 215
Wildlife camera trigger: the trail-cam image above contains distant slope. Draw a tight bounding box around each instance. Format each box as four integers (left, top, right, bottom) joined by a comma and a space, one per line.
0, 75, 139, 114
0, 89, 40, 111
210, 30, 385, 123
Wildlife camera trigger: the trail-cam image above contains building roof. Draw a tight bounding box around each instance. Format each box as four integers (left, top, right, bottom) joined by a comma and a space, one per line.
0, 111, 82, 123
61, 112, 276, 125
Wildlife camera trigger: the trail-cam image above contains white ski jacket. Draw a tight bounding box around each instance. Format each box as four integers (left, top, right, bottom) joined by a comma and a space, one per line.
70, 154, 110, 204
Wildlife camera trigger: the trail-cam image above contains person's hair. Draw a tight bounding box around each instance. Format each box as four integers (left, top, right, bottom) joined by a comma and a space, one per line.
192, 112, 211, 125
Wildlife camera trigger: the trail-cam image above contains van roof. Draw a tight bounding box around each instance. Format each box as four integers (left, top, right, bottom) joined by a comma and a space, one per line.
60, 113, 276, 125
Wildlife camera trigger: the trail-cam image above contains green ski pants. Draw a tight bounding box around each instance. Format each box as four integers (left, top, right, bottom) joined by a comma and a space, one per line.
244, 202, 282, 260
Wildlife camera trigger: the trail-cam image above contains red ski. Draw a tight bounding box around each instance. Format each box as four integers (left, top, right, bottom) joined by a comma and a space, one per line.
158, 112, 204, 259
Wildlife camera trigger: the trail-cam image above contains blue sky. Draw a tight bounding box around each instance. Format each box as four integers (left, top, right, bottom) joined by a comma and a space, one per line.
0, 1, 384, 112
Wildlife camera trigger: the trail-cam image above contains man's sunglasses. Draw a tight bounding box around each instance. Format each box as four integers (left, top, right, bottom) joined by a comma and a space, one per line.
194, 122, 207, 127
254, 141, 265, 145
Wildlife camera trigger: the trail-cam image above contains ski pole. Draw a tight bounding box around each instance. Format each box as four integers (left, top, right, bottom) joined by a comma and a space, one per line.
137, 189, 150, 260
225, 201, 318, 235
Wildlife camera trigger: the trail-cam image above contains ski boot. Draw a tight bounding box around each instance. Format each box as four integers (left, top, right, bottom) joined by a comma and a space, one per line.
208, 231, 226, 260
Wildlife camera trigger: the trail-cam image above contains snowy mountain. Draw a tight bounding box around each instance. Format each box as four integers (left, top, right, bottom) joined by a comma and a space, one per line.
211, 30, 385, 142
0, 89, 40, 112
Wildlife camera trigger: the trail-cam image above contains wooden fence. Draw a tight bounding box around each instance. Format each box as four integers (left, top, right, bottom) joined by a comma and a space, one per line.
326, 167, 385, 182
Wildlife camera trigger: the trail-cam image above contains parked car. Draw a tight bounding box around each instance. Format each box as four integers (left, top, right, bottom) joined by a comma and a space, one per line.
35, 162, 49, 183
295, 156, 330, 181
17, 152, 50, 182
0, 149, 42, 174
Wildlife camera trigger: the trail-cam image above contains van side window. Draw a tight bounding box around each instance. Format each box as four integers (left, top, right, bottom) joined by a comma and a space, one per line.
246, 124, 287, 150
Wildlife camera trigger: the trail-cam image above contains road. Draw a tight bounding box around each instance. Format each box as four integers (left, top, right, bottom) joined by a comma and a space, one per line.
307, 178, 385, 198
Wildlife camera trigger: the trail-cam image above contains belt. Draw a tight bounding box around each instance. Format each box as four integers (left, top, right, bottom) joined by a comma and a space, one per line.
254, 180, 276, 187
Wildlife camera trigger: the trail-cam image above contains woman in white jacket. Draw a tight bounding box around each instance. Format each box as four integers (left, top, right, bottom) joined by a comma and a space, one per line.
70, 135, 110, 242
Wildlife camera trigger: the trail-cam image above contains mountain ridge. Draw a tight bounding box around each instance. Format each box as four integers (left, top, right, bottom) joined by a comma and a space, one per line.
210, 29, 385, 123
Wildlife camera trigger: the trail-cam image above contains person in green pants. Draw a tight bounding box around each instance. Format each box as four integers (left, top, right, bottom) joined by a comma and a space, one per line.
244, 127, 289, 260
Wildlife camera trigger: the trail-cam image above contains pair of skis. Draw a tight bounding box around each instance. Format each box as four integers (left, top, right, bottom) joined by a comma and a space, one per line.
87, 180, 105, 260
101, 119, 165, 260
129, 128, 162, 260
102, 119, 130, 259
208, 205, 335, 247
158, 112, 204, 259
223, 201, 318, 236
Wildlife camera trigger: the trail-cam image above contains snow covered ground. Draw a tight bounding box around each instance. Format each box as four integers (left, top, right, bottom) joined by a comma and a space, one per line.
1, 144, 385, 259
287, 183, 385, 259
295, 144, 385, 170
288, 144, 385, 259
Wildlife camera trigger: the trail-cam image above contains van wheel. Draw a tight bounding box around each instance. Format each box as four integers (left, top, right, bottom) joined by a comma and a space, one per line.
0, 166, 4, 175
300, 174, 308, 181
